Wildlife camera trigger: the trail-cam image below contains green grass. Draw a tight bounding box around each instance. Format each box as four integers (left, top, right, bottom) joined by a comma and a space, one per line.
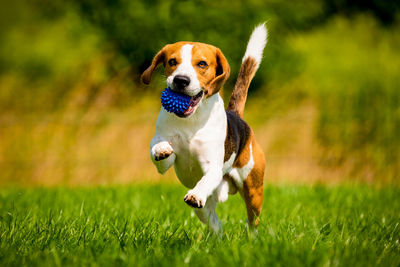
0, 184, 399, 266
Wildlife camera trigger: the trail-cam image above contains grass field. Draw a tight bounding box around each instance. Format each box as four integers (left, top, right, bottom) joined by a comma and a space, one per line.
1, 184, 399, 266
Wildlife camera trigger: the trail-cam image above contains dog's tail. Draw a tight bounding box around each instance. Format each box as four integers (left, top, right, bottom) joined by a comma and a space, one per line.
227, 23, 267, 118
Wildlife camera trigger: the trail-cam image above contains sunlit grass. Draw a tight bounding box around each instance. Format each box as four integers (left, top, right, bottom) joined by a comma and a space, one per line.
0, 184, 399, 266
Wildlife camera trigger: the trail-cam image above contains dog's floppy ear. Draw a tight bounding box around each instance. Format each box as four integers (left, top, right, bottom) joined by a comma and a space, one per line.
205, 48, 230, 97
141, 46, 167, 85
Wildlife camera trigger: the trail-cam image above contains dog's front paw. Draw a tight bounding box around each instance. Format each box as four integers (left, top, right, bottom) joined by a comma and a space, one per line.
152, 141, 173, 161
184, 190, 206, 208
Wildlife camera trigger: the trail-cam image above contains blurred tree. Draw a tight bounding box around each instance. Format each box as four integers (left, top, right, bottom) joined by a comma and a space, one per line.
322, 0, 400, 25
72, 0, 326, 90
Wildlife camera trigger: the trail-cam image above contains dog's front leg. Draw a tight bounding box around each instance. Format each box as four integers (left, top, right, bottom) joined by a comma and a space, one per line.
150, 136, 176, 174
184, 160, 223, 209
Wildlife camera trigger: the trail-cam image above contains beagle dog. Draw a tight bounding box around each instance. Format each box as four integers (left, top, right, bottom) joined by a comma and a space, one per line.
141, 24, 267, 233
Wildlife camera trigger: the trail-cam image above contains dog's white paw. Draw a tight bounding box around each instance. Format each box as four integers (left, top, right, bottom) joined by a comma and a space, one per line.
184, 190, 206, 208
152, 141, 173, 161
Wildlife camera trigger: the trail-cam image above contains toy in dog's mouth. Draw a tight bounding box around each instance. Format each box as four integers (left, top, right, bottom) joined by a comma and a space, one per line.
161, 88, 203, 117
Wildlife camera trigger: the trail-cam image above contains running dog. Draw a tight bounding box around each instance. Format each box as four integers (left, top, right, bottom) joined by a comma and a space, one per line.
141, 24, 267, 233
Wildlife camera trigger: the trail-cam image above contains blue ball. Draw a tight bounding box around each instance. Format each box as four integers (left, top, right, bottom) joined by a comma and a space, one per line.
161, 88, 191, 115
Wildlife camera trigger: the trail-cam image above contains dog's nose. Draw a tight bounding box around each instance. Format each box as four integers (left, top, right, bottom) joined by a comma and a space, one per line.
173, 75, 190, 90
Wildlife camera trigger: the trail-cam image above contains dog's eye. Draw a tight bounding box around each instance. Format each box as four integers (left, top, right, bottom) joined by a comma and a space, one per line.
197, 61, 208, 68
168, 58, 177, 66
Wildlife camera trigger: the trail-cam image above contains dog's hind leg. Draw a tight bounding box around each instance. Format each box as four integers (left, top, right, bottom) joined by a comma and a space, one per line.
194, 197, 222, 235
242, 171, 264, 227
241, 141, 265, 227
215, 175, 238, 203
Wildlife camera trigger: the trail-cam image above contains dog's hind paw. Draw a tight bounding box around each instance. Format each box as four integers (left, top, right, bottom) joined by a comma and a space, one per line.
184, 191, 205, 208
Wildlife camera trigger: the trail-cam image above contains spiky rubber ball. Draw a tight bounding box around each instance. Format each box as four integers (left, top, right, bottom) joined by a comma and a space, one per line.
161, 88, 191, 115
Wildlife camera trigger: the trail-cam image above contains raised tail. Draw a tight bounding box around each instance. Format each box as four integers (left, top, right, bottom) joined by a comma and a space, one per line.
227, 23, 267, 118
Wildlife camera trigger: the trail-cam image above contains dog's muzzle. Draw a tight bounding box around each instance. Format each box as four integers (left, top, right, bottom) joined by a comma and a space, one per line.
173, 75, 191, 91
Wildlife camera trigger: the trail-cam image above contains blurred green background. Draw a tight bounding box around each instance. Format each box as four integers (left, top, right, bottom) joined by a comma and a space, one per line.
0, 0, 399, 186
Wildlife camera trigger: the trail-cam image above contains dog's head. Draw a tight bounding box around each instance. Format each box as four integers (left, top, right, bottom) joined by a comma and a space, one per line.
141, 42, 230, 117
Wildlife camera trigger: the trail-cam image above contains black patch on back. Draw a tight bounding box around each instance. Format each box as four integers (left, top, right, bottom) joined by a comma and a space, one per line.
224, 110, 251, 162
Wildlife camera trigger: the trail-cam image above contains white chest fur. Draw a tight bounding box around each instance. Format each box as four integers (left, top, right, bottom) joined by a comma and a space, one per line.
151, 94, 227, 188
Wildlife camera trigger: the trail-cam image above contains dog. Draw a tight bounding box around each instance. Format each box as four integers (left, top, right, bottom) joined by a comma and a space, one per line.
141, 24, 267, 234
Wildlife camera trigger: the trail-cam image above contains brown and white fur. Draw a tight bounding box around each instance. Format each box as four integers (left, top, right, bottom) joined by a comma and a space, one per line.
141, 24, 267, 234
